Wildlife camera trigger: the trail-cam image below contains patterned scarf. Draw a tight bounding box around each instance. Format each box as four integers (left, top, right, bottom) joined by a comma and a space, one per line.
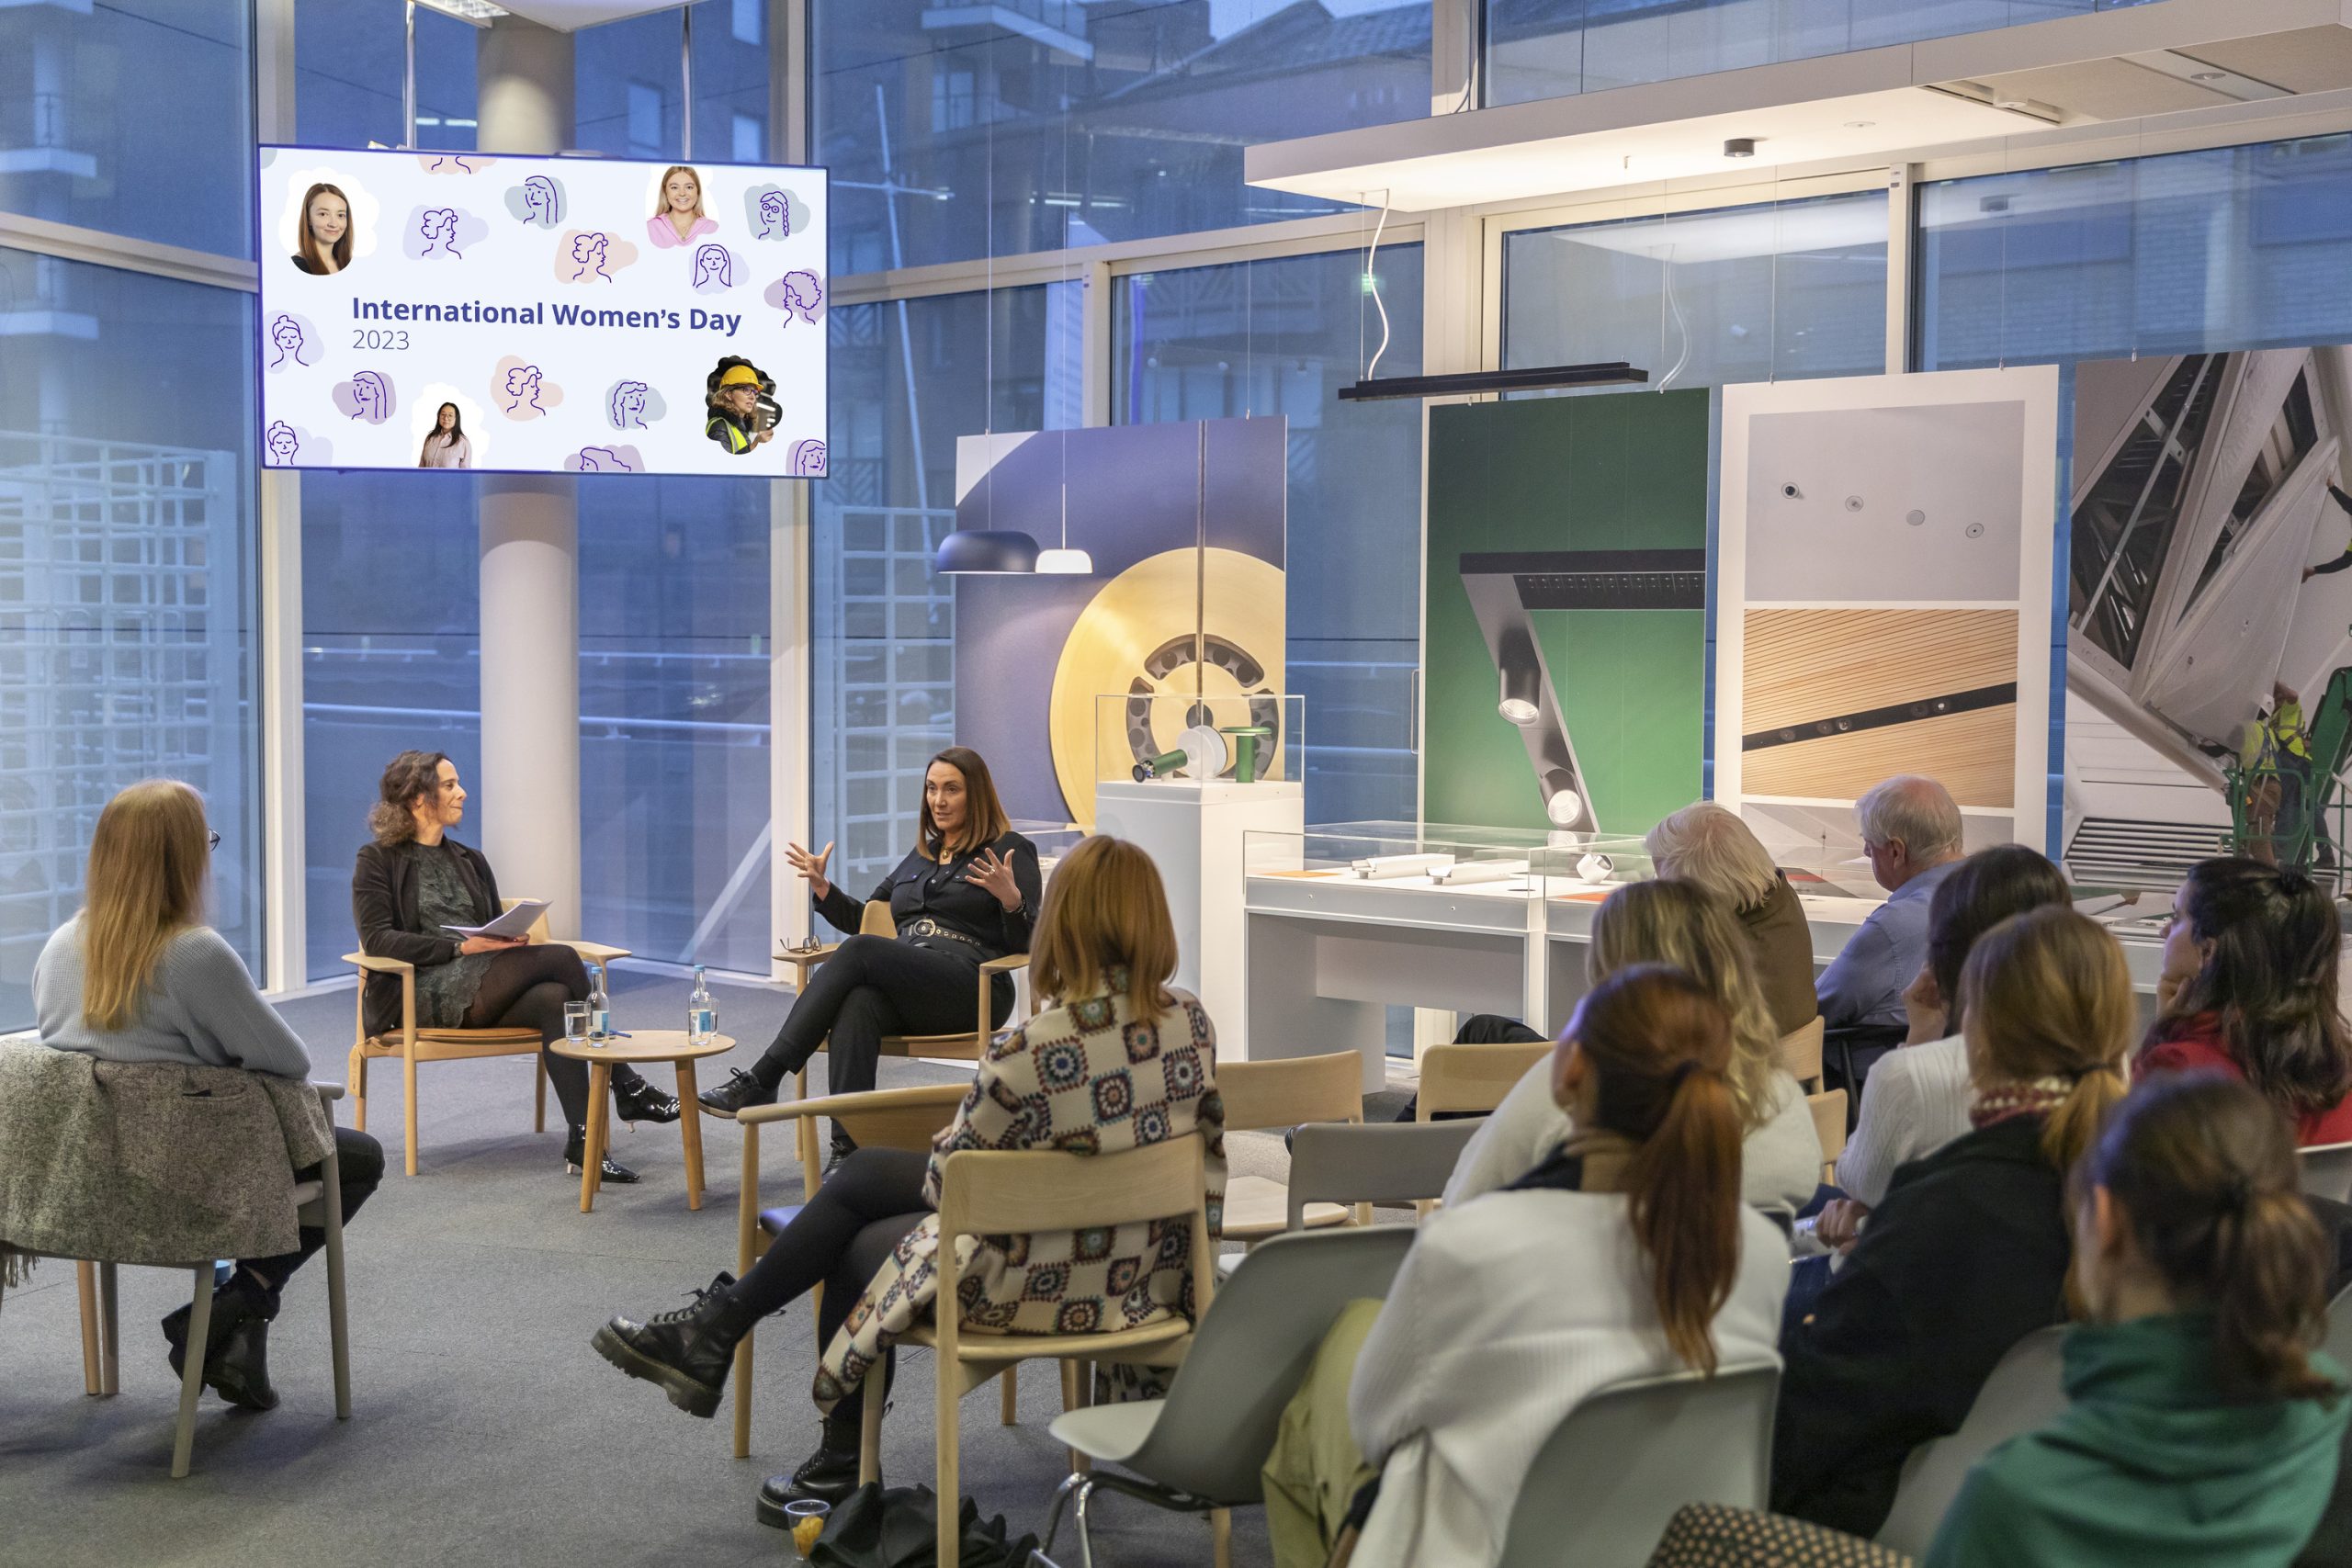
1969, 1076, 2076, 1131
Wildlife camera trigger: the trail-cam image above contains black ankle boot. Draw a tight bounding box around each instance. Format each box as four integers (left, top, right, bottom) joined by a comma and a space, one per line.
614, 1075, 681, 1125
756, 1406, 866, 1524
563, 1124, 639, 1184
161, 1271, 278, 1411
591, 1270, 761, 1418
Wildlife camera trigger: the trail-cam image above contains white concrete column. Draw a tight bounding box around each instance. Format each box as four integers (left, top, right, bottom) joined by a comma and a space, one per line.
477, 20, 582, 936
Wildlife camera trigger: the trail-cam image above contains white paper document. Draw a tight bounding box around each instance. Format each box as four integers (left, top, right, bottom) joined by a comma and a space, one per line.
442, 899, 549, 941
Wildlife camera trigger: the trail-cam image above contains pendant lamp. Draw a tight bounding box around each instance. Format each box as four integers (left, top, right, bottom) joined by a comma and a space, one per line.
934, 528, 1040, 574
1035, 478, 1092, 575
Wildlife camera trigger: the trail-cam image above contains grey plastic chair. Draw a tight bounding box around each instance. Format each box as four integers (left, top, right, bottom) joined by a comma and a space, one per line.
1287, 1117, 1485, 1228
2326, 1280, 2352, 1366
1875, 1324, 2068, 1559
1495, 1359, 1781, 1568
2301, 1142, 2352, 1204
1039, 1224, 1419, 1568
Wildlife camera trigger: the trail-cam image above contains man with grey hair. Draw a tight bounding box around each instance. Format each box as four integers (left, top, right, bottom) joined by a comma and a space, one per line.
1816, 774, 1965, 1030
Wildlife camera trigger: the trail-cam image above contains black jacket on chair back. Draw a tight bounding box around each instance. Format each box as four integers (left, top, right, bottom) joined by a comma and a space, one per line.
352, 839, 503, 1037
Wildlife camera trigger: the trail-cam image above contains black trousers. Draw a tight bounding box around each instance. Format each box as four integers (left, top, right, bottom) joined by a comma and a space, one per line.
735, 1147, 929, 1424
238, 1127, 385, 1303
750, 935, 1011, 1098
458, 942, 643, 1128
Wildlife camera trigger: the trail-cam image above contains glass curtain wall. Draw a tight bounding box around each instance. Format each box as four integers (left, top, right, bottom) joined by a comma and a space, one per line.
0, 265, 258, 1028
1502, 189, 1890, 387
812, 285, 1075, 893
814, 2, 1432, 272
1918, 135, 2352, 369
1114, 246, 1426, 824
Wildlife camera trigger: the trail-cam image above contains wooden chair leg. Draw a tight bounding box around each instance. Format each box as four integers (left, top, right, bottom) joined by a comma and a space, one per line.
937, 1362, 961, 1568
858, 1371, 886, 1486
1001, 1362, 1019, 1426
1212, 1506, 1233, 1568
323, 1148, 352, 1420
794, 1065, 810, 1167
171, 1266, 214, 1478
76, 1261, 101, 1396
579, 1062, 613, 1213
734, 1122, 759, 1460
347, 1044, 369, 1134
98, 1262, 120, 1395
401, 1044, 421, 1177
535, 1059, 548, 1134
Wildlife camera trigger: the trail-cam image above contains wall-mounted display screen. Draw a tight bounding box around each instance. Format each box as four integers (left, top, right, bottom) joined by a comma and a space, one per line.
256, 145, 828, 478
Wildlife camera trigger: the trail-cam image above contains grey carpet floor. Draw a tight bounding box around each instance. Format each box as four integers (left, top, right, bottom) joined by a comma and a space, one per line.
0, 967, 1411, 1568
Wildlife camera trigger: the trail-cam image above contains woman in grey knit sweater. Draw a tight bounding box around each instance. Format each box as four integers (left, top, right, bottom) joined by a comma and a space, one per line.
32, 779, 383, 1412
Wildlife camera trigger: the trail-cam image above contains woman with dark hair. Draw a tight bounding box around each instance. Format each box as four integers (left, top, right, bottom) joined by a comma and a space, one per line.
292, 182, 352, 276
417, 402, 469, 468
594, 834, 1218, 1529
2140, 856, 2352, 1145
697, 747, 1042, 1156
352, 750, 677, 1183
1926, 1075, 2349, 1567
1774, 906, 2136, 1537
1266, 965, 1787, 1568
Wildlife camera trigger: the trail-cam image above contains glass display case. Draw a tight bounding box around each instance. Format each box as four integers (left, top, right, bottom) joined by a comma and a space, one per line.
1245, 821, 1652, 900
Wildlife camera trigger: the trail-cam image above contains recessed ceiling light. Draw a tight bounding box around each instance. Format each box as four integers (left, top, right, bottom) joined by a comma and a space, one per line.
1724, 138, 1758, 159
1845, 120, 1876, 129
2190, 70, 2225, 82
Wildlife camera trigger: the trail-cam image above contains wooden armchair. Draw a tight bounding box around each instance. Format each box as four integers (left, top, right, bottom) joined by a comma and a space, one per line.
1215, 1052, 1368, 1240
345, 900, 629, 1175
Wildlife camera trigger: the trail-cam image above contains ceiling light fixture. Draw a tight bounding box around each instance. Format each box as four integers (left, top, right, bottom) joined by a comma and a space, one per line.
1724, 137, 1758, 158
1339, 362, 1648, 401
2190, 70, 2225, 82
934, 529, 1040, 575
1035, 477, 1092, 575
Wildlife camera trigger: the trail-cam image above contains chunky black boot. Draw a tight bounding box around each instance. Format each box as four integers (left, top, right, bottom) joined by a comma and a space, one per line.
161, 1271, 279, 1411
563, 1124, 639, 1184
697, 1066, 777, 1119
591, 1270, 761, 1418
613, 1074, 681, 1126
757, 1405, 866, 1525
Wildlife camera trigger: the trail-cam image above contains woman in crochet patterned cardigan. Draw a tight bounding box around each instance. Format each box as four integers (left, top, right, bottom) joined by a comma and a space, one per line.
591, 833, 1223, 1533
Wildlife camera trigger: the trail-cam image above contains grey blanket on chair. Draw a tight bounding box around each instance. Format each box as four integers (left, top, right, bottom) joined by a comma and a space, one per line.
0, 1039, 334, 1276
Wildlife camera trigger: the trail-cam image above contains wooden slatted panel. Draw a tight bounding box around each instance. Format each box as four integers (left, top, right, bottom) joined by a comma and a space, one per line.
1742, 609, 2018, 731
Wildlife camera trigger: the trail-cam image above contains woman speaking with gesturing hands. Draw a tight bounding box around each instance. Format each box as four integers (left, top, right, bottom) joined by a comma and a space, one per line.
698, 747, 1040, 1167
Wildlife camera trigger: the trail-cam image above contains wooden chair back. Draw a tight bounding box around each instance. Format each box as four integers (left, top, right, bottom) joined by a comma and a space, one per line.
938, 1137, 1205, 1239
1778, 1017, 1826, 1091
1216, 1052, 1363, 1134
792, 1084, 967, 1194
861, 899, 897, 937
1808, 1089, 1849, 1185
1418, 1041, 1550, 1120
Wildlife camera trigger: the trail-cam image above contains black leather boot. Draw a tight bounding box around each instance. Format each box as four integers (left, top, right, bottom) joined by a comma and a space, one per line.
563, 1124, 639, 1184
161, 1271, 278, 1412
613, 1073, 681, 1125
756, 1404, 866, 1525
697, 1066, 777, 1118
591, 1270, 761, 1418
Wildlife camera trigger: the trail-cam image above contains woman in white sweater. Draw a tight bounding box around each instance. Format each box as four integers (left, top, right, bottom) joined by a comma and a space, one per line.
1342, 964, 1789, 1568
1444, 878, 1821, 1215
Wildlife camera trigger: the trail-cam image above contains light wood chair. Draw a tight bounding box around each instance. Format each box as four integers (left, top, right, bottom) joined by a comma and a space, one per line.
1215, 1052, 1367, 1240
1808, 1089, 1849, 1186
1779, 1016, 1826, 1093
782, 900, 1028, 1162
728, 1083, 977, 1460
9, 1084, 353, 1478
345, 900, 630, 1175
865, 1138, 1216, 1568
1417, 1040, 1551, 1120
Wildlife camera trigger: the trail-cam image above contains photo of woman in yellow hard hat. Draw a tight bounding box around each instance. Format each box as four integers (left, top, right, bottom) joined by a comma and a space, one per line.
703, 356, 776, 455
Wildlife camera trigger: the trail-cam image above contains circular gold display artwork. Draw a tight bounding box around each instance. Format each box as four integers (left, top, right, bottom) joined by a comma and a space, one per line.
1049, 547, 1286, 829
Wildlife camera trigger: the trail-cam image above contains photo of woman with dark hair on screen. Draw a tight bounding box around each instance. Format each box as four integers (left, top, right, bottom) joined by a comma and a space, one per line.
648, 166, 717, 249
419, 402, 470, 469
703, 358, 775, 455
294, 183, 354, 275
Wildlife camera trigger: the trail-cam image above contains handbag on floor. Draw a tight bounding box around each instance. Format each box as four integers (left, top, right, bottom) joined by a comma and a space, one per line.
809, 1482, 1042, 1568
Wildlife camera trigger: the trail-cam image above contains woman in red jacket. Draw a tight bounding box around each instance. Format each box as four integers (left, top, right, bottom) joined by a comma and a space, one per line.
2141, 856, 2352, 1145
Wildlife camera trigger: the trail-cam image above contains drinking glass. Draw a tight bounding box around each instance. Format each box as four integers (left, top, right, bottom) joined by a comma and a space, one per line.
562, 1001, 590, 1043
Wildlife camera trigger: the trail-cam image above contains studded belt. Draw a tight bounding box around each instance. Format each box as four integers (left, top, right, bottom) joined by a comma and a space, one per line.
902, 918, 980, 949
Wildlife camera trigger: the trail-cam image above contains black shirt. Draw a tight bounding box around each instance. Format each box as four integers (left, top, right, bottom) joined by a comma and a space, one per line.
813, 830, 1042, 963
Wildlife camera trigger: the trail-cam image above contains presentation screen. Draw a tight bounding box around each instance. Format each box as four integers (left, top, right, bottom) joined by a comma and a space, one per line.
256, 145, 828, 478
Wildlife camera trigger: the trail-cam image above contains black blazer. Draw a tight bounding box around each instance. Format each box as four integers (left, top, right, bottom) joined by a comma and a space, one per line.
1770, 1113, 2073, 1538
353, 838, 502, 1036
811, 829, 1042, 963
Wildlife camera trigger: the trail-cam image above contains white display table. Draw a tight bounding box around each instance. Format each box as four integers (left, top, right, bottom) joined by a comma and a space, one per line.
1093, 777, 1306, 1062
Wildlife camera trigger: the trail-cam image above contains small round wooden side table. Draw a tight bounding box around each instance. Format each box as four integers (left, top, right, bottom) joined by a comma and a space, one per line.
549, 1031, 736, 1213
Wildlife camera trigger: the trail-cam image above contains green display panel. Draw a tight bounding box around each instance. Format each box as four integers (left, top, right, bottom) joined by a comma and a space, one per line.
1424, 391, 1709, 834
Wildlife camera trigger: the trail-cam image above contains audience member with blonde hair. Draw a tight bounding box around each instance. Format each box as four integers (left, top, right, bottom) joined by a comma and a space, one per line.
1927, 1074, 2349, 1568
1647, 800, 1817, 1035
592, 833, 1223, 1533
1773, 905, 2134, 1536
1443, 878, 1822, 1216
1263, 966, 1788, 1568
33, 779, 383, 1412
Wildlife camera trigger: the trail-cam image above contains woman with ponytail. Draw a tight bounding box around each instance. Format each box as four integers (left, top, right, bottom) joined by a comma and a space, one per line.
1928, 1074, 2348, 1567
1773, 906, 2136, 1537
1313, 965, 1788, 1568
2141, 856, 2352, 1145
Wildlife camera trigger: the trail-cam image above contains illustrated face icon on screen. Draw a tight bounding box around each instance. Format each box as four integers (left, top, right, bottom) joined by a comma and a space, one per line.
349, 371, 389, 422
693, 245, 732, 288
522, 176, 560, 228
504, 365, 546, 414
779, 270, 822, 323
418, 208, 464, 257
609, 381, 650, 428
570, 232, 613, 282
266, 422, 300, 464
757, 191, 789, 239
269, 315, 310, 367
790, 438, 826, 477
577, 446, 635, 473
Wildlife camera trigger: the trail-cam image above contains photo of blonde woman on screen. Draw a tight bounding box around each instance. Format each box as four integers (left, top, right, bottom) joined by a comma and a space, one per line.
647, 165, 716, 249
